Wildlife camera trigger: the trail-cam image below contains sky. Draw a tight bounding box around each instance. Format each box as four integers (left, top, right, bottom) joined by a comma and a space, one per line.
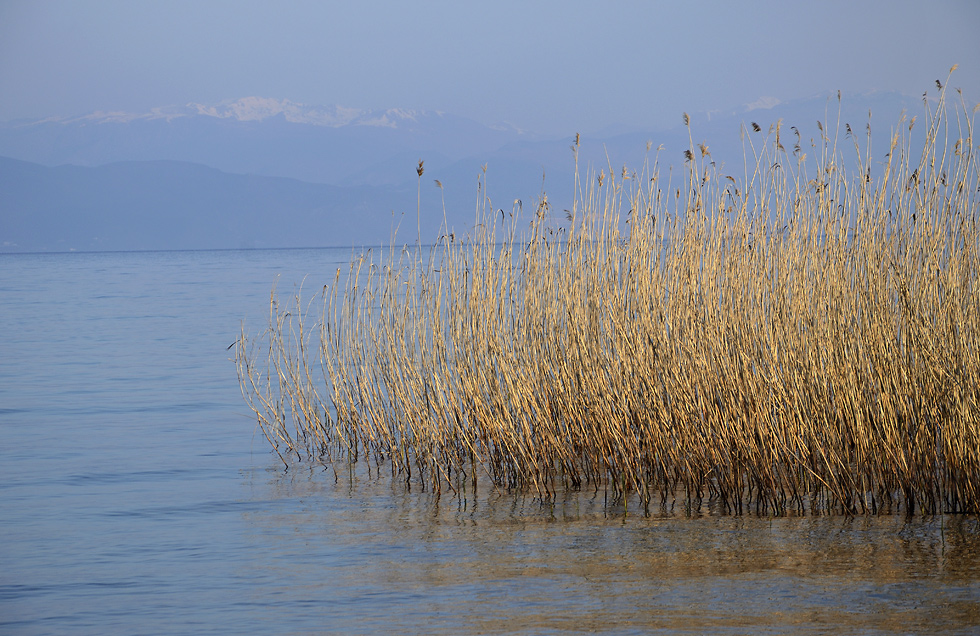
1, 0, 978, 136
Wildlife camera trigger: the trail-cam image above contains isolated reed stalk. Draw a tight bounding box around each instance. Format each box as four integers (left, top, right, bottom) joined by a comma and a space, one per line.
236, 73, 980, 515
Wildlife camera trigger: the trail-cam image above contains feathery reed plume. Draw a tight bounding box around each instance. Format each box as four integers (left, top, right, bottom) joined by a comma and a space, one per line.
238, 81, 980, 516
416, 160, 425, 243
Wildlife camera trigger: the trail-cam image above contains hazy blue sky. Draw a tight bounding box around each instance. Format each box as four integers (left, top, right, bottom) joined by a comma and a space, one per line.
1, 0, 978, 135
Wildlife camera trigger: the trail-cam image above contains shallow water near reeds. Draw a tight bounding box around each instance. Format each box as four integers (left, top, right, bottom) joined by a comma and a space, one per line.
1, 248, 978, 635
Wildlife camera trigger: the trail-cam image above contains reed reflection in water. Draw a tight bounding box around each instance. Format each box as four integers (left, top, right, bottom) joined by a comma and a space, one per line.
241, 465, 980, 635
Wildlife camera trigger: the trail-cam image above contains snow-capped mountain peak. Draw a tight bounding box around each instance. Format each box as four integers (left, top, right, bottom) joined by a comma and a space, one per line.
25, 98, 439, 129
187, 97, 364, 126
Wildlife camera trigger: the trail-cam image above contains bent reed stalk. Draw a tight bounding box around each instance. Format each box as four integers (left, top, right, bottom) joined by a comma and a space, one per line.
237, 78, 980, 515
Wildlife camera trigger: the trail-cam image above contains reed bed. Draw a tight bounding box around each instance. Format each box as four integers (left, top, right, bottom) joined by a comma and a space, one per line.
237, 78, 980, 515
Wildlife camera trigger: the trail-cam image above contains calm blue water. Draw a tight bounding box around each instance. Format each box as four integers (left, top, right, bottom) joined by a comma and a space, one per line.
1, 248, 978, 635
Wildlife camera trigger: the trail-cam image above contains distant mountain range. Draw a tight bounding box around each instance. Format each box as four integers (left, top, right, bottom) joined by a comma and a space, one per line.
0, 97, 532, 186
0, 92, 929, 252
0, 156, 414, 252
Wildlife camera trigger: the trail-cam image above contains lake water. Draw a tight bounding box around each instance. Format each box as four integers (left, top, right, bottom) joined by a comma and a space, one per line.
1, 248, 978, 635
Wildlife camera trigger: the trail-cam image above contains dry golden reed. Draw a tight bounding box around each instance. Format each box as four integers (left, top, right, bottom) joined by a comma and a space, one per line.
237, 76, 979, 515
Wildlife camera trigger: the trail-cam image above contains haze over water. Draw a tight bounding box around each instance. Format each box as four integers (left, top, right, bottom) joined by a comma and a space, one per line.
0, 249, 978, 634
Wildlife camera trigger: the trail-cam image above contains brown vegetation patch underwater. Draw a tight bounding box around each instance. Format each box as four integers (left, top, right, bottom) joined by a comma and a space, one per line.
236, 73, 980, 516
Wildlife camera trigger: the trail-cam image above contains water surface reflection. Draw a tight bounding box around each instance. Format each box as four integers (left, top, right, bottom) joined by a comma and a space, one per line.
241, 466, 980, 635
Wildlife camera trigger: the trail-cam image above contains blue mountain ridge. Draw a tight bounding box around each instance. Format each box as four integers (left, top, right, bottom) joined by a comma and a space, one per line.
0, 91, 931, 252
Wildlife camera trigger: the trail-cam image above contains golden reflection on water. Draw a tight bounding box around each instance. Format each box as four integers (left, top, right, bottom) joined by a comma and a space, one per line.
242, 465, 980, 635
